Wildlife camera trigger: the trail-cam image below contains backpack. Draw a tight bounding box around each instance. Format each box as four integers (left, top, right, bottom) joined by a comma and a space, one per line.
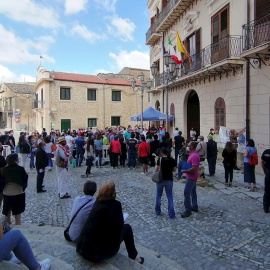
248, 147, 258, 166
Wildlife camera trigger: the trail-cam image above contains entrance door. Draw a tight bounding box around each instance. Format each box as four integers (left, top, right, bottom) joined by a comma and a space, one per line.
61, 119, 71, 131
187, 90, 200, 139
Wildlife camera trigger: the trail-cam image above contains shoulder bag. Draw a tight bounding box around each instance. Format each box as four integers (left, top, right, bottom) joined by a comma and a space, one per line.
64, 198, 93, 242
151, 157, 163, 183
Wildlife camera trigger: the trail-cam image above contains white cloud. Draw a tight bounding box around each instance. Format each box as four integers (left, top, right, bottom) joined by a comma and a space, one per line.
65, 0, 87, 15
93, 68, 113, 75
0, 0, 61, 29
71, 24, 105, 43
0, 65, 36, 83
0, 24, 55, 65
109, 50, 149, 71
93, 0, 118, 13
107, 16, 135, 41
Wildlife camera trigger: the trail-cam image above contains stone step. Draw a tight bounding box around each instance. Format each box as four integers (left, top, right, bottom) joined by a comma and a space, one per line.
5, 224, 184, 270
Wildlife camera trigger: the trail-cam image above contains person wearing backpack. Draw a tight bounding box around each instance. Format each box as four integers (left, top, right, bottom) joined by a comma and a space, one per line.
18, 135, 30, 169
244, 139, 258, 191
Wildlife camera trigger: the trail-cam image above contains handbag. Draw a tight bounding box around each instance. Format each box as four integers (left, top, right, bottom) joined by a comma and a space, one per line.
0, 215, 11, 234
151, 157, 163, 183
64, 198, 93, 242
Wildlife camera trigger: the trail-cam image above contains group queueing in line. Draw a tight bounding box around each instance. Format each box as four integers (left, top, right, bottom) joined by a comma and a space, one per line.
0, 124, 269, 269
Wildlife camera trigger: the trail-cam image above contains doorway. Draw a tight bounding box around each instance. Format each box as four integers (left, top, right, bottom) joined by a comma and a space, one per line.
61, 119, 71, 131
187, 90, 200, 140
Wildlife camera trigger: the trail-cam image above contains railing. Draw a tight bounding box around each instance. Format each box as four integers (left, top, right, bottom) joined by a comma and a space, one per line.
154, 36, 242, 86
146, 21, 158, 42
156, 0, 180, 28
242, 13, 270, 51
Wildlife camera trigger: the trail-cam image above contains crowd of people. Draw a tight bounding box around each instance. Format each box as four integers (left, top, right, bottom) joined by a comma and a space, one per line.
0, 124, 269, 269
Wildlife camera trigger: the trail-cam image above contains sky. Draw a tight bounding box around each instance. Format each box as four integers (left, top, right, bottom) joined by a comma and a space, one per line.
0, 0, 150, 83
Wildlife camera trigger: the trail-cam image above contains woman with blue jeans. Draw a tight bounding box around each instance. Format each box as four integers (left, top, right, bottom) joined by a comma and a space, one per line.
154, 147, 177, 219
44, 136, 53, 170
0, 222, 51, 269
28, 135, 37, 169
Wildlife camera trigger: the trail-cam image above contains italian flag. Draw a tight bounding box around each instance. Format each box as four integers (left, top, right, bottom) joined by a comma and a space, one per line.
168, 37, 184, 65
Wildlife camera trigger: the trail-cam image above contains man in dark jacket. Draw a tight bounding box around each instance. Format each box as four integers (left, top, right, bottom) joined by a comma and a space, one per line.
206, 136, 218, 176
35, 141, 48, 193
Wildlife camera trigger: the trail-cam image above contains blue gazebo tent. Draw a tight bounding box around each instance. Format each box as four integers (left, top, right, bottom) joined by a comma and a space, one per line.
130, 106, 174, 121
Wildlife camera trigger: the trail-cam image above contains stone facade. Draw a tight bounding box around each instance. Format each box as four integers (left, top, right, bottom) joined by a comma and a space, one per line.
0, 83, 36, 131
146, 0, 270, 172
34, 66, 150, 131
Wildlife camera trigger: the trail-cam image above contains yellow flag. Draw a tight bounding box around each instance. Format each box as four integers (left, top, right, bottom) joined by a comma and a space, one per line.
177, 31, 193, 65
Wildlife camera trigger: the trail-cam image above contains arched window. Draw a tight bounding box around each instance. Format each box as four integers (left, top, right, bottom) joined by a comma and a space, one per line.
215, 98, 226, 129
170, 103, 175, 127
155, 100, 160, 111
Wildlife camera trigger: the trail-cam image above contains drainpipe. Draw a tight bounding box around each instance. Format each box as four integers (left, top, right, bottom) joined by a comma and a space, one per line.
245, 0, 250, 140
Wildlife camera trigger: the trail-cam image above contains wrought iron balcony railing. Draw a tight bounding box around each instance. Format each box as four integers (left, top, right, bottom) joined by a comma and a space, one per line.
242, 13, 270, 51
146, 21, 157, 42
156, 0, 180, 28
155, 35, 242, 87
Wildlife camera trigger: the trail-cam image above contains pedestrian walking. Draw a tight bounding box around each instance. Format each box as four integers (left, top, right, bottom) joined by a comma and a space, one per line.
173, 131, 185, 163
44, 136, 53, 171
84, 138, 94, 177
154, 147, 177, 219
75, 132, 85, 167
94, 133, 103, 168
127, 132, 137, 169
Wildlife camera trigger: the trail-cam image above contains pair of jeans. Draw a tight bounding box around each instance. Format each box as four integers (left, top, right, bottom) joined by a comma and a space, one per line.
263, 169, 270, 210
46, 153, 53, 168
36, 170, 45, 191
95, 149, 102, 166
111, 152, 119, 167
155, 180, 175, 218
29, 151, 36, 168
184, 177, 198, 213
207, 157, 216, 175
128, 151, 136, 168
76, 150, 84, 167
224, 163, 234, 183
0, 230, 40, 270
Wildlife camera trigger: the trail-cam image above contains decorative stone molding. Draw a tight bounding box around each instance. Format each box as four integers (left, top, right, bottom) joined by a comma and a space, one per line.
205, 0, 220, 14
181, 11, 200, 36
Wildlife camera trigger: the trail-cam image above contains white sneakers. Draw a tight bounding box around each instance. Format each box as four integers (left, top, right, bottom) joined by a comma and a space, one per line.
39, 259, 51, 270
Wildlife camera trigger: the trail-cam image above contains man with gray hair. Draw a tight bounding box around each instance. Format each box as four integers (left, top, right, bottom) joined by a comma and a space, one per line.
68, 180, 97, 242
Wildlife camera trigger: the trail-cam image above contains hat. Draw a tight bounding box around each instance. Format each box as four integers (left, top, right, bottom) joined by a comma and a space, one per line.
0, 156, 7, 168
58, 136, 66, 143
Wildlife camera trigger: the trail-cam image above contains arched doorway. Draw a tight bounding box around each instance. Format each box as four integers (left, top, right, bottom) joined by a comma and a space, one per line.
187, 90, 200, 140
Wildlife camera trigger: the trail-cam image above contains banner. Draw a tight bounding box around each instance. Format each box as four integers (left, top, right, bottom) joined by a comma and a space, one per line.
218, 126, 246, 153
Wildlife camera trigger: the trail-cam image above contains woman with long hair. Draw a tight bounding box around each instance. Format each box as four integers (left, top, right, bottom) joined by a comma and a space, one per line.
222, 141, 237, 186
77, 182, 144, 264
244, 139, 258, 190
154, 147, 177, 219
28, 135, 37, 170
84, 137, 94, 177
18, 135, 30, 169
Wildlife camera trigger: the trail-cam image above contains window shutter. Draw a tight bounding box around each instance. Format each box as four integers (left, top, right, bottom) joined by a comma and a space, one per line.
195, 28, 201, 54
255, 0, 270, 19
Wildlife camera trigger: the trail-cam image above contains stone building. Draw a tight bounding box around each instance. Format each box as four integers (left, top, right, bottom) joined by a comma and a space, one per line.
0, 83, 36, 131
146, 0, 270, 160
34, 66, 150, 131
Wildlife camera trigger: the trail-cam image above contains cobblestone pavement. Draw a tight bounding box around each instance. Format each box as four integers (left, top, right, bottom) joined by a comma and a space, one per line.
16, 160, 270, 270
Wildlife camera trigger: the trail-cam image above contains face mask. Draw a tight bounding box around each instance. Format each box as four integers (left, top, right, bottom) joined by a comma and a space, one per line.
186, 147, 190, 151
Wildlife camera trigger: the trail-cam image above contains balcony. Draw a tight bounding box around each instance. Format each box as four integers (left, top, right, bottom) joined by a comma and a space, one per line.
3, 106, 13, 112
153, 36, 244, 89
155, 0, 194, 32
146, 21, 162, 46
242, 13, 270, 58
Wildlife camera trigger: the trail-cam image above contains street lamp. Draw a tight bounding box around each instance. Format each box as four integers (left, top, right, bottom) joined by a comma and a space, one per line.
131, 72, 152, 131
150, 53, 180, 131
